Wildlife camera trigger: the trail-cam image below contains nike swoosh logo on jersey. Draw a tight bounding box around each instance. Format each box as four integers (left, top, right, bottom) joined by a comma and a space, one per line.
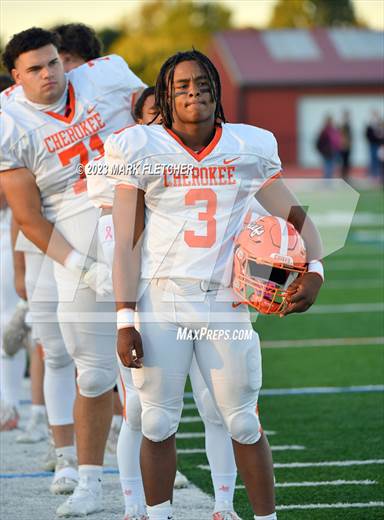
87, 104, 96, 114
223, 156, 240, 164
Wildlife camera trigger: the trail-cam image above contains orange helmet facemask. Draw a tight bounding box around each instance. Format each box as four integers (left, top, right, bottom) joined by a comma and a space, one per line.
233, 216, 307, 314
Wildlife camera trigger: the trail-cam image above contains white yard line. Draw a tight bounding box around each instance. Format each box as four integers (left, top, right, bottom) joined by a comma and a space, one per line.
178, 445, 304, 454
274, 459, 384, 468
184, 385, 384, 400
324, 260, 383, 270
236, 479, 377, 489
198, 459, 384, 472
260, 385, 384, 396
180, 416, 204, 423
325, 279, 384, 289
276, 501, 384, 510
262, 337, 384, 348
308, 302, 384, 314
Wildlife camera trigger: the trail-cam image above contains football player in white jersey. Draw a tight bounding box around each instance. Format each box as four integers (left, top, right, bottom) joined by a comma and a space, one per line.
88, 87, 241, 520
54, 20, 126, 458
107, 50, 323, 520
0, 73, 27, 432
0, 184, 27, 431
0, 27, 145, 517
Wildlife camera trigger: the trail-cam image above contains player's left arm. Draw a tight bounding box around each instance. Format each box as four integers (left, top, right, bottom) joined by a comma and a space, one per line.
256, 177, 323, 315
0, 168, 74, 263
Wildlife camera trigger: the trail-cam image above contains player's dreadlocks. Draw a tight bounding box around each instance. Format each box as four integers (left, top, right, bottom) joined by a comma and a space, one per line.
155, 50, 226, 128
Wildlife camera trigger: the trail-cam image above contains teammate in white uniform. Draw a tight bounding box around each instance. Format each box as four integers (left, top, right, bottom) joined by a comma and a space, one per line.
88, 87, 240, 520
0, 27, 145, 517
0, 74, 27, 432
107, 51, 323, 520
0, 192, 27, 431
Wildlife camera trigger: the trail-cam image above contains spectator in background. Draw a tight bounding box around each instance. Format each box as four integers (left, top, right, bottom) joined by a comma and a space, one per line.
316, 115, 341, 179
365, 110, 384, 179
52, 23, 102, 71
339, 111, 352, 180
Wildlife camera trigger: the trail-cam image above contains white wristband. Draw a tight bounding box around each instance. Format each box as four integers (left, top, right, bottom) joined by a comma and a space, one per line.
64, 250, 84, 272
307, 260, 324, 281
64, 249, 94, 274
117, 308, 135, 330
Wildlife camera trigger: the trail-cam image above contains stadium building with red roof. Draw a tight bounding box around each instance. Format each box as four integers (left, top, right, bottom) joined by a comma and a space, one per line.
209, 28, 384, 167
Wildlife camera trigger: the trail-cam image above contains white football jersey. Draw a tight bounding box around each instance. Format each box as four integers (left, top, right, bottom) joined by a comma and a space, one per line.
0, 55, 145, 222
86, 154, 116, 208
105, 123, 281, 285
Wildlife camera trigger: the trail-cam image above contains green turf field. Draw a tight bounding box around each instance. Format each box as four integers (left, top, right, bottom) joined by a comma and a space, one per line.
178, 189, 384, 519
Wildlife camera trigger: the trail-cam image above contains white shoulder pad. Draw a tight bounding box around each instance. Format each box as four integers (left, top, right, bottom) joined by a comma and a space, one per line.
69, 55, 145, 96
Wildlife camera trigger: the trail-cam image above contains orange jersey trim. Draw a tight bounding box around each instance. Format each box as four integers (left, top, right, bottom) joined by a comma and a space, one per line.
119, 374, 127, 421
165, 125, 223, 163
45, 82, 76, 124
113, 123, 136, 135
259, 171, 282, 191
116, 184, 138, 191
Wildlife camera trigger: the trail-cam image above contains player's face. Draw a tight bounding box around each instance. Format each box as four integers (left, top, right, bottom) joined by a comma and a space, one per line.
12, 44, 66, 104
59, 52, 85, 73
138, 94, 159, 125
170, 60, 215, 125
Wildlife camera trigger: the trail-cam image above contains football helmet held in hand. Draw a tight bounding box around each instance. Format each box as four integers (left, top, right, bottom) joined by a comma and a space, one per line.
233, 216, 307, 314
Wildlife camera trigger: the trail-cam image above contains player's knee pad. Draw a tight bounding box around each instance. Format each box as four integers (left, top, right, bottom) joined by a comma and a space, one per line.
43, 341, 72, 370
77, 368, 116, 398
124, 392, 142, 431
194, 388, 222, 426
228, 410, 261, 444
141, 406, 174, 442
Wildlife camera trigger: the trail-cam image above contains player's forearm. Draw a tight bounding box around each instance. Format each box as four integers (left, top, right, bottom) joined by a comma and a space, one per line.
11, 217, 26, 275
113, 242, 142, 311
256, 178, 323, 261
112, 186, 145, 311
18, 214, 73, 265
288, 208, 323, 263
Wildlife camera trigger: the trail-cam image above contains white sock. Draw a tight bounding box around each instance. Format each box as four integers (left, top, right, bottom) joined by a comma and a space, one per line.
117, 421, 146, 512
204, 419, 237, 512
147, 500, 172, 520
44, 361, 76, 425
254, 513, 277, 520
31, 404, 46, 416
55, 445, 76, 461
212, 473, 236, 512
120, 477, 146, 515
78, 465, 103, 490
111, 414, 122, 430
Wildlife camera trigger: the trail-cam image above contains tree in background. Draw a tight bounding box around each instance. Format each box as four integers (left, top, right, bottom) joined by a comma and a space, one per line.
108, 0, 232, 85
268, 0, 362, 28
97, 27, 123, 53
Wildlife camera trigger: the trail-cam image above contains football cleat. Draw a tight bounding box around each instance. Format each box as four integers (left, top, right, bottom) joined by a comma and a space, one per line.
0, 402, 19, 431
123, 505, 149, 520
233, 215, 307, 314
2, 299, 30, 356
174, 470, 189, 489
16, 410, 48, 443
50, 456, 79, 495
213, 503, 242, 520
56, 482, 103, 517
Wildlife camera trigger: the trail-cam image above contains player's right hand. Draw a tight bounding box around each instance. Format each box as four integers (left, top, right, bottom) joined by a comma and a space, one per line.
117, 327, 143, 368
